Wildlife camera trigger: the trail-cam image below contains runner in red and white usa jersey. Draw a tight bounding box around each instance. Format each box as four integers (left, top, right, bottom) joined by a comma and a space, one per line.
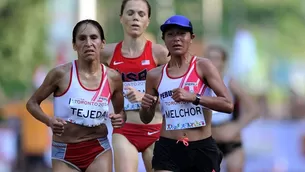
140, 15, 234, 172
100, 1, 169, 172
27, 20, 125, 172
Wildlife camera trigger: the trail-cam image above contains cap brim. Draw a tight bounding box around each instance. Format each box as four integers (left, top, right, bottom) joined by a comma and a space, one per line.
160, 23, 192, 33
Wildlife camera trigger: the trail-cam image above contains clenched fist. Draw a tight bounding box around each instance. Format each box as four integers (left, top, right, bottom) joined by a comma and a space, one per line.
49, 117, 67, 136
172, 88, 196, 102
125, 86, 144, 103
109, 113, 125, 128
141, 93, 158, 110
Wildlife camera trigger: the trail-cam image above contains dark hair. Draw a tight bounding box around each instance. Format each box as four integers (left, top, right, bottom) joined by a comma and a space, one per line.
206, 45, 228, 62
120, 0, 151, 18
72, 19, 105, 44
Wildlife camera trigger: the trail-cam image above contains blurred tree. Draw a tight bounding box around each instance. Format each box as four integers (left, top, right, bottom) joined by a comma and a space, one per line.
223, 0, 305, 59
175, 0, 203, 38
0, 0, 48, 98
98, 0, 305, 60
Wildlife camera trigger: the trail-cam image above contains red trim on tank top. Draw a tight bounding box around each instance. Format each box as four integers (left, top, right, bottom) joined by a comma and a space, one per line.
75, 60, 103, 91
91, 65, 111, 104
165, 56, 195, 79
107, 77, 112, 103
193, 57, 208, 91
107, 93, 111, 104
91, 66, 108, 101
178, 58, 198, 88
200, 85, 208, 95
54, 65, 73, 97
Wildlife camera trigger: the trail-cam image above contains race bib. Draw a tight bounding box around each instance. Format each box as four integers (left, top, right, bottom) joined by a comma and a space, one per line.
163, 101, 206, 130
123, 81, 146, 110
68, 98, 108, 127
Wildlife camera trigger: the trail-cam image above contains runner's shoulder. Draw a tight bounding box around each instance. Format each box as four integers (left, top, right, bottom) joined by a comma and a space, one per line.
147, 65, 164, 80
50, 62, 73, 79
105, 66, 122, 82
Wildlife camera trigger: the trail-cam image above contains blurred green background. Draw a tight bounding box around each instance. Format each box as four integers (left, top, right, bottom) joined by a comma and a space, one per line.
1, 0, 305, 98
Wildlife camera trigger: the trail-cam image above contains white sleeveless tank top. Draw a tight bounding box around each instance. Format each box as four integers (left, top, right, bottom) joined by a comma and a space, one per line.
158, 56, 213, 130
211, 76, 234, 125
53, 61, 111, 127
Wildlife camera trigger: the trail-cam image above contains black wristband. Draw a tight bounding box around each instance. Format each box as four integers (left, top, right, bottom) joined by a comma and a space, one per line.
192, 93, 201, 105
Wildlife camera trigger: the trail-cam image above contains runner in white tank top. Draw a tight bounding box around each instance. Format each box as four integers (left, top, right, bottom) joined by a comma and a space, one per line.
26, 20, 125, 172
206, 45, 258, 172
139, 15, 234, 172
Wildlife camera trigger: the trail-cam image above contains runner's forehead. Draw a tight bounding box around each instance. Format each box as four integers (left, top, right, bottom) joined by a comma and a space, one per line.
76, 24, 100, 37
124, 0, 148, 13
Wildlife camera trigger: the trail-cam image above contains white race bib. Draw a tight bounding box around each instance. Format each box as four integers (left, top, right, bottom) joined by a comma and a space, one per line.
68, 98, 109, 127
163, 101, 206, 130
123, 81, 146, 110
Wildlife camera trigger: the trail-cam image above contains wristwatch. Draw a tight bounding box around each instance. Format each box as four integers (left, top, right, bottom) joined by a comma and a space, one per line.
192, 93, 201, 105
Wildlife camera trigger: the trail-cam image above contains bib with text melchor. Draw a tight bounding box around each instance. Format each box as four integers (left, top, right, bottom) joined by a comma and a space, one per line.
68, 97, 108, 127
123, 80, 146, 110
160, 90, 206, 130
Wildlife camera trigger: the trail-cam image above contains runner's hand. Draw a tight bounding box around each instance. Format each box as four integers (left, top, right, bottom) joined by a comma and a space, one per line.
172, 88, 196, 102
109, 113, 125, 128
141, 93, 158, 110
125, 86, 144, 103
49, 117, 67, 136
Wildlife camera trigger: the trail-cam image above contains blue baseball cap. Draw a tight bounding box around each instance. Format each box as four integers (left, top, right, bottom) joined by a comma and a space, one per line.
160, 15, 193, 33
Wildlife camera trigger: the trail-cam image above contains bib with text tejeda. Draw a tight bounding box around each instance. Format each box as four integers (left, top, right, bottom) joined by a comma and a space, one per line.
53, 61, 111, 127
158, 56, 213, 130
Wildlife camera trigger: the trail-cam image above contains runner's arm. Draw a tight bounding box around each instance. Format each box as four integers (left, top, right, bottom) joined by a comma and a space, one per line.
152, 43, 170, 66
26, 67, 65, 126
100, 43, 117, 66
197, 59, 234, 113
230, 79, 258, 129
109, 69, 126, 121
139, 69, 159, 124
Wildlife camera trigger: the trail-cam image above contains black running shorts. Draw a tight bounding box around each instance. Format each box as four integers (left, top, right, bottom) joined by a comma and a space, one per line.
152, 136, 223, 172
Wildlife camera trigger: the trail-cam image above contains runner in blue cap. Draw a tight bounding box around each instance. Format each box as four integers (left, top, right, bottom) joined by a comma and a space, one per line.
139, 15, 234, 172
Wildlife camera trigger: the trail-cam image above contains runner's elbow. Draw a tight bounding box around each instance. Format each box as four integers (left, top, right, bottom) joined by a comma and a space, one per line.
140, 111, 153, 124
218, 99, 234, 114
140, 115, 152, 124
26, 98, 36, 112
